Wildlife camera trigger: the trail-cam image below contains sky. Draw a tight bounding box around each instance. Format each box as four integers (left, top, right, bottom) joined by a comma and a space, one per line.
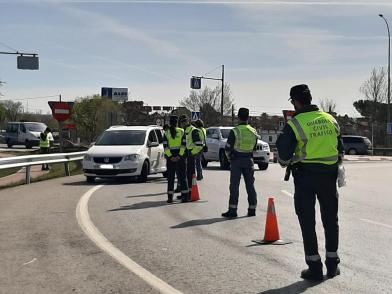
1, 0, 392, 117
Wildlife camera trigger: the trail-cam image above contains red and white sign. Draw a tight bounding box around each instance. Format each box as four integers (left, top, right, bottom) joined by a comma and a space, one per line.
282, 110, 296, 123
48, 101, 74, 122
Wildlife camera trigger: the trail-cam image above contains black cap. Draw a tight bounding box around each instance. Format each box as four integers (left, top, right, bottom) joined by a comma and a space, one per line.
169, 115, 178, 126
238, 108, 250, 120
289, 84, 312, 103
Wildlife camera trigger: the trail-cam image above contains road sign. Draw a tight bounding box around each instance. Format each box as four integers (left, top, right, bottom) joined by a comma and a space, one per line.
190, 77, 201, 89
388, 123, 392, 135
48, 101, 74, 122
282, 110, 296, 122
191, 111, 201, 121
17, 55, 39, 70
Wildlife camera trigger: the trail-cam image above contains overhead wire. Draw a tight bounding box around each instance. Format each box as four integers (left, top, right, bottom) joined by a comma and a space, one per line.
0, 41, 18, 53
0, 95, 59, 101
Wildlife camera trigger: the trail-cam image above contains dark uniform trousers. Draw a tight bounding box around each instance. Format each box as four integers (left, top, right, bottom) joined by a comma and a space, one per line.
293, 166, 339, 265
166, 157, 188, 197
229, 157, 257, 209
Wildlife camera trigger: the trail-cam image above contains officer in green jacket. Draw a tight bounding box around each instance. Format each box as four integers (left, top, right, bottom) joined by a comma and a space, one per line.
194, 119, 206, 181
276, 84, 344, 281
39, 127, 52, 170
162, 116, 188, 203
222, 108, 258, 218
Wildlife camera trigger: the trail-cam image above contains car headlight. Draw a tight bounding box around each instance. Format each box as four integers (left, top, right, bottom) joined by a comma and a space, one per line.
84, 154, 92, 161
124, 154, 140, 161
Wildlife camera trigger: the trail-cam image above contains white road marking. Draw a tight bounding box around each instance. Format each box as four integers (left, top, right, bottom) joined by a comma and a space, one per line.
76, 185, 183, 294
22, 258, 37, 266
281, 190, 294, 198
360, 218, 392, 229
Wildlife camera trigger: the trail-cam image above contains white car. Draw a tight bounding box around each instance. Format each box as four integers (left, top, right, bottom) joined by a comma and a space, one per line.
202, 126, 270, 170
83, 126, 167, 183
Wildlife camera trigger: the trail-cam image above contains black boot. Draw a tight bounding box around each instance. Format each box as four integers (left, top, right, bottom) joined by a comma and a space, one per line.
301, 261, 323, 281
247, 208, 256, 217
325, 257, 341, 278
167, 195, 173, 203
181, 193, 189, 203
222, 208, 237, 218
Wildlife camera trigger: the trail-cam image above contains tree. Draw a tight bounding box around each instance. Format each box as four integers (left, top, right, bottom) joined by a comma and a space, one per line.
359, 67, 387, 104
179, 83, 234, 117
0, 80, 4, 96
1, 100, 23, 121
320, 98, 337, 115
72, 95, 120, 143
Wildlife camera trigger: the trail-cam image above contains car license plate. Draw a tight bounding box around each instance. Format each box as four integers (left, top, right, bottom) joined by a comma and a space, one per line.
100, 164, 113, 169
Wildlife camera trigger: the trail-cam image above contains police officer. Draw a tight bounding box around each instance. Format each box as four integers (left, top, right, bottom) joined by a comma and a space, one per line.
222, 108, 258, 218
194, 119, 206, 181
40, 127, 52, 170
276, 84, 344, 280
179, 115, 204, 200
162, 116, 188, 203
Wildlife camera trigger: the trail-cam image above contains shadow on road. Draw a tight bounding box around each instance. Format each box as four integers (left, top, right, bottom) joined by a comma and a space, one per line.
108, 200, 181, 211
125, 192, 167, 198
171, 216, 248, 229
258, 279, 323, 294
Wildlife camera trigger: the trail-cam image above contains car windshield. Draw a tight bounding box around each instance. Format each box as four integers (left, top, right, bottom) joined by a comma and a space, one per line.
24, 123, 47, 132
95, 130, 146, 146
220, 129, 232, 139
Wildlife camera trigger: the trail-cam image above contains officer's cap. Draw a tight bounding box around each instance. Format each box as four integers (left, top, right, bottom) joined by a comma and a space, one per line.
179, 114, 189, 124
238, 108, 250, 120
289, 84, 312, 103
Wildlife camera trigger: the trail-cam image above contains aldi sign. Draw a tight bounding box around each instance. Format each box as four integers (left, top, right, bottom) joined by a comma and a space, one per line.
101, 87, 128, 102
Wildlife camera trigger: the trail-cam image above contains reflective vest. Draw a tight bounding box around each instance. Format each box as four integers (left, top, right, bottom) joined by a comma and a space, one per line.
287, 111, 339, 165
199, 127, 206, 145
40, 132, 50, 148
185, 125, 203, 155
164, 128, 185, 157
233, 125, 257, 153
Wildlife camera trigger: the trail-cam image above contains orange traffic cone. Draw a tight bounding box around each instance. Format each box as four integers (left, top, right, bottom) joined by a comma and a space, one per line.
252, 198, 292, 245
191, 174, 200, 202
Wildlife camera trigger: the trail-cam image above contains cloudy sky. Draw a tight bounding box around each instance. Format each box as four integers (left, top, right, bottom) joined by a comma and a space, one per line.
1, 0, 392, 116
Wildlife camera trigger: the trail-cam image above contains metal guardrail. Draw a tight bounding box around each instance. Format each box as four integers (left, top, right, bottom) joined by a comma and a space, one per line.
0, 151, 86, 184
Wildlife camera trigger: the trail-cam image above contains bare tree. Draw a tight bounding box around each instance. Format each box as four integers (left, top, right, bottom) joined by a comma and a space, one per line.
320, 98, 337, 115
0, 80, 4, 96
179, 83, 234, 116
360, 67, 387, 104
1, 100, 23, 121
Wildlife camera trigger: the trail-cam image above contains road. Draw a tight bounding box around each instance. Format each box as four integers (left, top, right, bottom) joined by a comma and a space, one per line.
0, 143, 38, 153
0, 162, 391, 293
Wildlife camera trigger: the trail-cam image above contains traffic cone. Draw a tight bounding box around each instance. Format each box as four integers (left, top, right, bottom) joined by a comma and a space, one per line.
252, 198, 292, 245
191, 174, 200, 201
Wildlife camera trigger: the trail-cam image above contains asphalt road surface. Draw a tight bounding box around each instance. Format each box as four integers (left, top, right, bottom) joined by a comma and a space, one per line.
0, 143, 38, 152
0, 162, 391, 294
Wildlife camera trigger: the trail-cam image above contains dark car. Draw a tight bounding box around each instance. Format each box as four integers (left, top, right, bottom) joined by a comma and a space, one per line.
342, 135, 372, 155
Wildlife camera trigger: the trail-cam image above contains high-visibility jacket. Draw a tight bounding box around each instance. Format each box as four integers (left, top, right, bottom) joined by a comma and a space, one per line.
287, 111, 339, 165
163, 128, 186, 158
39, 132, 50, 148
185, 125, 204, 156
233, 125, 257, 153
199, 127, 206, 146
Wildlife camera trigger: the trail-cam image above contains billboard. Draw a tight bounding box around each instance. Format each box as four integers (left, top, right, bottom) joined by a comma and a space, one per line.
101, 87, 128, 102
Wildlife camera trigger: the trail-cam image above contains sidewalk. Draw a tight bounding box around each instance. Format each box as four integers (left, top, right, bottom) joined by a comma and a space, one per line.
344, 155, 392, 162
0, 165, 49, 188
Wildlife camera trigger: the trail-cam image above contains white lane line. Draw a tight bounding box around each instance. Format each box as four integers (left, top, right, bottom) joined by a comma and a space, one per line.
76, 185, 183, 294
22, 258, 37, 266
281, 190, 294, 198
360, 218, 392, 229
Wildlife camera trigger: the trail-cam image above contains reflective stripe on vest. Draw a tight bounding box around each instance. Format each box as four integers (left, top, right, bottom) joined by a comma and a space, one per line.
165, 128, 185, 157
186, 125, 203, 155
233, 125, 257, 153
40, 133, 50, 148
287, 111, 339, 165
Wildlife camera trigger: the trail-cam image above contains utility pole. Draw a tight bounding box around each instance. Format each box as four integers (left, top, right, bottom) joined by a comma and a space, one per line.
221, 65, 225, 116
231, 104, 235, 125
59, 94, 64, 153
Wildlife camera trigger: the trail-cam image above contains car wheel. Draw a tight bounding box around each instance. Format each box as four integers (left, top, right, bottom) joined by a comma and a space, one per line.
258, 163, 269, 170
25, 140, 32, 149
348, 148, 357, 155
86, 176, 95, 183
219, 150, 230, 170
137, 161, 149, 183
201, 154, 208, 168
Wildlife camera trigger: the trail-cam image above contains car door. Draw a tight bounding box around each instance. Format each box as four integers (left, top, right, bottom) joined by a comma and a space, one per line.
147, 130, 160, 173
19, 123, 27, 144
154, 129, 166, 172
206, 128, 220, 160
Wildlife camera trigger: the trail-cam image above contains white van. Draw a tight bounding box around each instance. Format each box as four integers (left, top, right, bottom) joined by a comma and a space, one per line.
5, 122, 49, 149
83, 125, 167, 183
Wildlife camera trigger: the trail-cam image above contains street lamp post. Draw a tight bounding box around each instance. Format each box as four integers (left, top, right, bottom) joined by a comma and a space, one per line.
379, 14, 391, 145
